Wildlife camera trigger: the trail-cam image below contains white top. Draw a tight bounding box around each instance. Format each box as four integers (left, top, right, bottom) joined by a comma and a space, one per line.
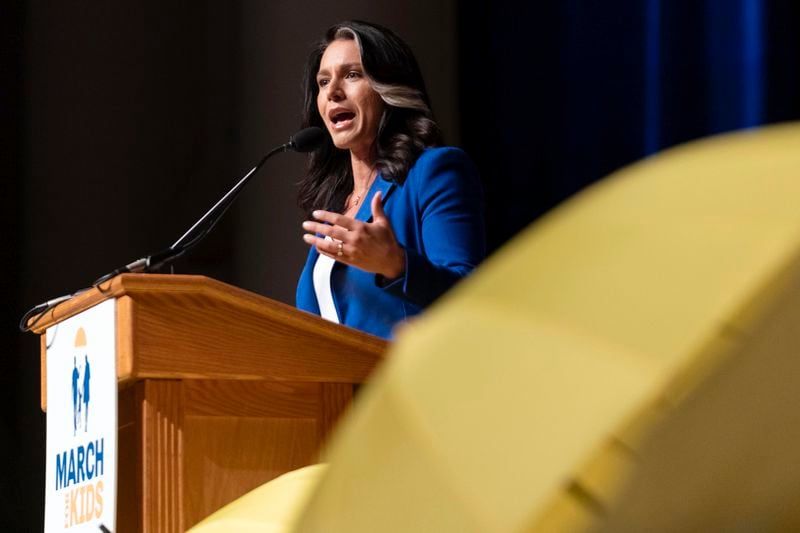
312, 237, 340, 323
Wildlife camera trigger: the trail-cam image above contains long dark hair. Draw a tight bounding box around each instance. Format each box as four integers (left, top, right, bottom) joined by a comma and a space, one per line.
298, 20, 443, 215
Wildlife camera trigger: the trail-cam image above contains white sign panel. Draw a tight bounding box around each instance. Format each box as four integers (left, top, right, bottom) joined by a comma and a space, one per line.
44, 298, 117, 532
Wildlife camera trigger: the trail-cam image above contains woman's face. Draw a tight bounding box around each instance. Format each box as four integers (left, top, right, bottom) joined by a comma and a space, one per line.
316, 39, 385, 158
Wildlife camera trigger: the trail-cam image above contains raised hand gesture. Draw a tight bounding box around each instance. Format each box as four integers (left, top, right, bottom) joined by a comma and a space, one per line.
302, 191, 405, 279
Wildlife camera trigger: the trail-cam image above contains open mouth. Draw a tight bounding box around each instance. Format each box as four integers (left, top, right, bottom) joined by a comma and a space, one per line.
331, 110, 356, 125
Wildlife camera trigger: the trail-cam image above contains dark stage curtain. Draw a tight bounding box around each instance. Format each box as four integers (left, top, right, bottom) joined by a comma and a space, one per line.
459, 0, 800, 252
1, 3, 26, 529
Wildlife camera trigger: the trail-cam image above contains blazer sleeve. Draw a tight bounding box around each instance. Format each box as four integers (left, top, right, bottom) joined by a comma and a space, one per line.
379, 147, 486, 308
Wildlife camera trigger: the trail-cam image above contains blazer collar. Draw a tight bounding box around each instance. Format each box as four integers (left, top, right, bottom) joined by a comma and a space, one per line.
308, 175, 397, 261
353, 174, 396, 223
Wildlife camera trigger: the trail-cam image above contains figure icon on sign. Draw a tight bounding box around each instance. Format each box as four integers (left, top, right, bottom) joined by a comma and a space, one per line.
71, 327, 88, 435
72, 356, 80, 436
82, 354, 91, 431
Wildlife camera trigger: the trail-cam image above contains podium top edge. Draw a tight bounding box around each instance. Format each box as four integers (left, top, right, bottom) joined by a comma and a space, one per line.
29, 273, 388, 350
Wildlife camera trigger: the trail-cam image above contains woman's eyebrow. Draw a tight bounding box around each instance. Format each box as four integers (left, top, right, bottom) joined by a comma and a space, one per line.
317, 62, 363, 77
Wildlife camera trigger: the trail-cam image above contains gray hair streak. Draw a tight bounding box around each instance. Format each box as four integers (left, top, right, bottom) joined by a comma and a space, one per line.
333, 26, 431, 114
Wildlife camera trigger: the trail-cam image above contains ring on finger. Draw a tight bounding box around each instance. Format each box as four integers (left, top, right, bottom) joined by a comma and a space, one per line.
337, 241, 344, 257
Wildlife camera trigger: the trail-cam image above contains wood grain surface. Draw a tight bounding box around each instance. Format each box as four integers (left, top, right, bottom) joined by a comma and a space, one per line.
35, 274, 388, 531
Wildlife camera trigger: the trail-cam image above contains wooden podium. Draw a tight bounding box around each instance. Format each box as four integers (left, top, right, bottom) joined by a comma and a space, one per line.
32, 274, 387, 531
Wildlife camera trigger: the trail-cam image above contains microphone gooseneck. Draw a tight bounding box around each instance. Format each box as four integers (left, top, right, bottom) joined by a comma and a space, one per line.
20, 127, 324, 332
95, 126, 324, 285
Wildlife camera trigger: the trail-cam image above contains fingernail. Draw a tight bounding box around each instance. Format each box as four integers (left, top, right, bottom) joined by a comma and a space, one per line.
303, 234, 314, 244
312, 210, 321, 218
302, 221, 313, 230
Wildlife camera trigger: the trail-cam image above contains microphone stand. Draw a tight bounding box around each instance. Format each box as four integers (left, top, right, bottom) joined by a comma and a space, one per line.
20, 127, 323, 333
91, 144, 287, 286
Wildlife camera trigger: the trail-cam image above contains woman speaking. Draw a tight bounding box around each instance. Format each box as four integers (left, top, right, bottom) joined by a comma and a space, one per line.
297, 20, 485, 339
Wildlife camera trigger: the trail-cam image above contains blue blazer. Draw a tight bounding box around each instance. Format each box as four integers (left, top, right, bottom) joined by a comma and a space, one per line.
296, 147, 486, 339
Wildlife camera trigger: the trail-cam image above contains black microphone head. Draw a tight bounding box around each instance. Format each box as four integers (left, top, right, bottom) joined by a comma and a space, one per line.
289, 127, 324, 153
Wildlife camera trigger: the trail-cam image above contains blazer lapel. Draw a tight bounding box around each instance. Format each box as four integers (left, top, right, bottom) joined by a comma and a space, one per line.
355, 175, 396, 223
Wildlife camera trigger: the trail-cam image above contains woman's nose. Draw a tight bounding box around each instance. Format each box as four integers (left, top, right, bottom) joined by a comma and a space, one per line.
328, 78, 344, 101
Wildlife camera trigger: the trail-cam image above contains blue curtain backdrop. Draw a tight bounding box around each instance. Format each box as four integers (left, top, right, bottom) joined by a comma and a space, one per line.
459, 0, 800, 252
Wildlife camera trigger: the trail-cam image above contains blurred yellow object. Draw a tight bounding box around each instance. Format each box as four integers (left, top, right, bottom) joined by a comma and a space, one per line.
188, 464, 326, 532
191, 122, 800, 532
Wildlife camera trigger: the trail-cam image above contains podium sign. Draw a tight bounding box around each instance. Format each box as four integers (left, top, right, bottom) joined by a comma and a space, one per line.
44, 299, 118, 532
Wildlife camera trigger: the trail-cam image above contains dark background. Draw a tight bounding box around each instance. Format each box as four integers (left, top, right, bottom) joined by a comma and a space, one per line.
2, 1, 798, 528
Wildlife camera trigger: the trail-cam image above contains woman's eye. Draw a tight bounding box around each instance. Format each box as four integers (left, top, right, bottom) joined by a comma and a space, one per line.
346, 71, 361, 79
317, 78, 329, 87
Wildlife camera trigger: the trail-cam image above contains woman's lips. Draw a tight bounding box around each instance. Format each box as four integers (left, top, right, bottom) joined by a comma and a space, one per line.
332, 116, 354, 130
329, 109, 356, 130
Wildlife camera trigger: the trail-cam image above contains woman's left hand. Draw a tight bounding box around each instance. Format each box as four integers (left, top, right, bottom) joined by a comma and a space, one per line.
302, 191, 406, 279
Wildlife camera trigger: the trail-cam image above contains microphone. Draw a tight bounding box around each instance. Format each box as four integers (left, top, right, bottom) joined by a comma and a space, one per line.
92, 127, 323, 285
289, 127, 324, 152
21, 127, 323, 332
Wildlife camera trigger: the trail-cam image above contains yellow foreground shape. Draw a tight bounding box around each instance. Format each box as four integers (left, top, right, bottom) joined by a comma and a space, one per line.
189, 464, 327, 532
191, 122, 800, 532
